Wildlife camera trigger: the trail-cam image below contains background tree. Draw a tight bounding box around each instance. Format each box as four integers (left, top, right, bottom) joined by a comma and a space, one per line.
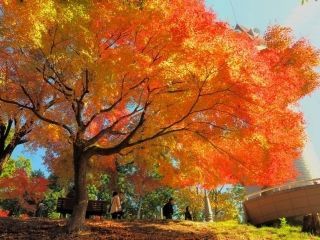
0, 156, 32, 178
174, 185, 244, 221
0, 105, 34, 174
42, 174, 66, 219
0, 156, 48, 216
174, 187, 204, 220
209, 185, 244, 221
125, 160, 162, 219
137, 187, 174, 220
0, 0, 318, 232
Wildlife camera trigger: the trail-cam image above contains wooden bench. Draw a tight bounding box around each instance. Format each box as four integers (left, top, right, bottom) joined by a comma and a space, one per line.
56, 198, 108, 218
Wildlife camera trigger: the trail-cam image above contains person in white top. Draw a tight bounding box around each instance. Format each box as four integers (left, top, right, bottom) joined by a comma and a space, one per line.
110, 191, 122, 219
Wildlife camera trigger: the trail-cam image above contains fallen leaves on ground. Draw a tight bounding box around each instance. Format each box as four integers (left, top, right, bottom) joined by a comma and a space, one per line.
0, 217, 215, 240
0, 218, 319, 240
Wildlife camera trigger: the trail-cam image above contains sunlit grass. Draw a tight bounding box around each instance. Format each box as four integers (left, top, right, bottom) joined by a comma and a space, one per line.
176, 220, 320, 240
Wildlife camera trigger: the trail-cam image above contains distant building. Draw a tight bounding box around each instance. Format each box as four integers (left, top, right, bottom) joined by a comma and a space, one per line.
234, 24, 266, 50
294, 157, 312, 181
235, 24, 260, 39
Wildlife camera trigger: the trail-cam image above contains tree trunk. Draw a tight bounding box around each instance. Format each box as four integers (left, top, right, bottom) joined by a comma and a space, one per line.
0, 154, 10, 174
67, 146, 88, 233
213, 193, 218, 220
204, 189, 213, 222
137, 197, 143, 220
302, 213, 320, 235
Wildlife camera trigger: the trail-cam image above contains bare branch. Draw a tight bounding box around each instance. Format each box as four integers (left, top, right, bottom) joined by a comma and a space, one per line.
3, 119, 13, 140
85, 104, 144, 148
20, 85, 36, 108
73, 69, 91, 129
190, 130, 256, 174
0, 97, 74, 137
50, 25, 58, 55
84, 75, 146, 129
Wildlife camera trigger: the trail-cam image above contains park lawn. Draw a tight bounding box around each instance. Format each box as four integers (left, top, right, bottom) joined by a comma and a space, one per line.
0, 217, 319, 239
200, 220, 320, 240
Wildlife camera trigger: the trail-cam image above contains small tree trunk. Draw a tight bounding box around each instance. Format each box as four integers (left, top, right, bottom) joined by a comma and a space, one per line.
213, 193, 218, 221
137, 197, 143, 220
0, 154, 10, 174
67, 146, 88, 233
0, 146, 14, 175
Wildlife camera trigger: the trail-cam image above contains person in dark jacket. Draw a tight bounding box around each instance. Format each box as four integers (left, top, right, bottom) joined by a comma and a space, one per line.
66, 186, 75, 198
163, 197, 174, 219
185, 206, 193, 220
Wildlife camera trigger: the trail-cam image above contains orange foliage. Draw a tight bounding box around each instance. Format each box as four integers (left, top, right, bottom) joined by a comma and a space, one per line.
0, 0, 318, 191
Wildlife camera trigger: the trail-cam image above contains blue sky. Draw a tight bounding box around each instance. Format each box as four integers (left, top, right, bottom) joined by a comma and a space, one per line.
12, 0, 320, 176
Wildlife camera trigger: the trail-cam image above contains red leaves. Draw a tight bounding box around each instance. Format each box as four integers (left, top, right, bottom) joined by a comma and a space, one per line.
0, 169, 48, 212
0, 209, 9, 217
128, 166, 160, 196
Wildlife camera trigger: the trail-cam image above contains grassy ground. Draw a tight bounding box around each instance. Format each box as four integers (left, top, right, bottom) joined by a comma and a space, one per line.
0, 217, 319, 240
203, 221, 320, 240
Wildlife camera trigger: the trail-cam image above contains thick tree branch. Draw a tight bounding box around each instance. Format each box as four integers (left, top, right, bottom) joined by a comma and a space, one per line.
85, 103, 144, 148
190, 130, 255, 174
83, 75, 146, 129
85, 75, 225, 156
3, 119, 13, 140
0, 97, 74, 137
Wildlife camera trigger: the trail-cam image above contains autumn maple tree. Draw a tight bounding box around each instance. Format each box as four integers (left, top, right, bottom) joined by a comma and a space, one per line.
0, 0, 318, 232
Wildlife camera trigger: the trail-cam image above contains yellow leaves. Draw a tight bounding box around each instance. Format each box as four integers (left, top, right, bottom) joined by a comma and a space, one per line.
34, 0, 56, 23
46, 124, 63, 142
0, 69, 6, 86
32, 23, 47, 47
61, 2, 89, 23
159, 53, 197, 85
2, 0, 91, 48
182, 38, 198, 49
147, 0, 169, 10
79, 48, 95, 63
158, 54, 176, 70
251, 133, 269, 150
250, 73, 268, 86
27, 0, 56, 47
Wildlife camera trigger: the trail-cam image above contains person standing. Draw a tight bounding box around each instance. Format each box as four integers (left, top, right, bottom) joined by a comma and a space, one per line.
185, 206, 193, 220
36, 202, 46, 217
163, 197, 174, 220
110, 191, 122, 219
